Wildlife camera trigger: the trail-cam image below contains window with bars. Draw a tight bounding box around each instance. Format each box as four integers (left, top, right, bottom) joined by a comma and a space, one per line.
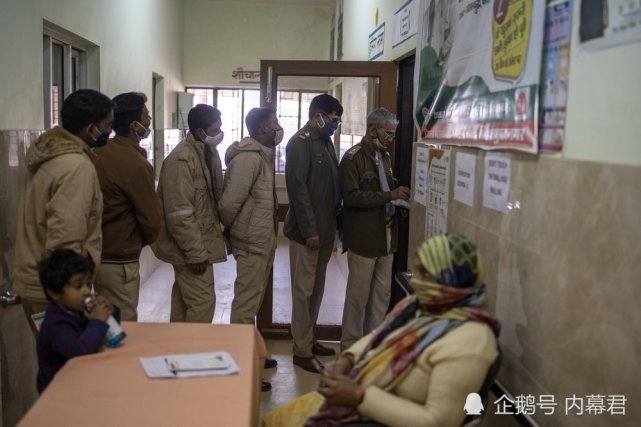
186, 87, 325, 172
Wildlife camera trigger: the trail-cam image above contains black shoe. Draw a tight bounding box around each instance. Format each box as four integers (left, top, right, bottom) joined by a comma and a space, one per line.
312, 342, 336, 356
293, 355, 323, 373
261, 380, 272, 392
264, 357, 278, 369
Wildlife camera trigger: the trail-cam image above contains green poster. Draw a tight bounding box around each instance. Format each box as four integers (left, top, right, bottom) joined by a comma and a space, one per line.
414, 0, 546, 153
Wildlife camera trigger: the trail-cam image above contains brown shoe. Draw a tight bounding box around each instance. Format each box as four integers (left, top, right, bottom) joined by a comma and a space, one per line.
293, 355, 323, 373
312, 342, 336, 356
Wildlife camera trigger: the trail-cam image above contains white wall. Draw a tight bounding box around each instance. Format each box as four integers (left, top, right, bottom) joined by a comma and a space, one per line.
563, 5, 641, 166
0, 0, 184, 129
183, 0, 332, 87
337, 0, 417, 62
337, 0, 641, 166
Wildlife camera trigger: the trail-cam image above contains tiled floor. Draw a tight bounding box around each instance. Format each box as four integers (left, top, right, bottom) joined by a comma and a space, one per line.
137, 238, 345, 423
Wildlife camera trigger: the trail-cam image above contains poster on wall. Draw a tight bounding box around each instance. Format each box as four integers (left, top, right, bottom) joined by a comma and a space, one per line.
414, 146, 429, 206
580, 0, 641, 50
426, 147, 451, 238
413, 0, 546, 154
539, 0, 572, 152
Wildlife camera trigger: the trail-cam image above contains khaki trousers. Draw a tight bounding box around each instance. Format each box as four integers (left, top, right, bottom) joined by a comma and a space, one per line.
170, 264, 215, 323
93, 262, 140, 321
340, 251, 393, 350
289, 240, 333, 357
230, 243, 276, 325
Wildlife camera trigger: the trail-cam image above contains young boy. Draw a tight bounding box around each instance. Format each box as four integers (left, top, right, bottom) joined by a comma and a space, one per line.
36, 249, 114, 393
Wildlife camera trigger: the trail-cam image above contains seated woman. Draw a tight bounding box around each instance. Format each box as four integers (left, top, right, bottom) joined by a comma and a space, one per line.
263, 234, 500, 427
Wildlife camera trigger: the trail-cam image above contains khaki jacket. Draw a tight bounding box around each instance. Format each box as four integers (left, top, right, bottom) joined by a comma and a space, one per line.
13, 127, 103, 303
94, 136, 161, 262
283, 123, 340, 246
218, 137, 277, 255
151, 133, 226, 265
340, 138, 398, 258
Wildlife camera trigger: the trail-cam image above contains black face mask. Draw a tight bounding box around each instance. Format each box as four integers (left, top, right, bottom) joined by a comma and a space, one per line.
94, 131, 110, 147
89, 124, 110, 148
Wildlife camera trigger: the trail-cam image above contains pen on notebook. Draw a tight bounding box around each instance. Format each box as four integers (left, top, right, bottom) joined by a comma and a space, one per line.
164, 358, 177, 375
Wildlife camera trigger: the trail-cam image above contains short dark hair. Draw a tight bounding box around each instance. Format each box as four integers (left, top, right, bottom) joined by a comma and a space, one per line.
112, 92, 148, 136
245, 108, 275, 137
61, 89, 114, 134
188, 104, 221, 135
308, 94, 343, 119
38, 249, 95, 301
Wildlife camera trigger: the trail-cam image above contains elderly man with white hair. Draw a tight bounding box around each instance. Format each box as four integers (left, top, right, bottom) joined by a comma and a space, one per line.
339, 108, 410, 351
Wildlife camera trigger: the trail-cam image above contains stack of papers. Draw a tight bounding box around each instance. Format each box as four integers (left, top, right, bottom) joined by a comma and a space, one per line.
140, 351, 240, 378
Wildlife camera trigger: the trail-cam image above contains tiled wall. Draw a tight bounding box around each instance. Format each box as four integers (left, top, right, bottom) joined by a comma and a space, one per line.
0, 130, 41, 426
0, 130, 41, 296
411, 145, 640, 426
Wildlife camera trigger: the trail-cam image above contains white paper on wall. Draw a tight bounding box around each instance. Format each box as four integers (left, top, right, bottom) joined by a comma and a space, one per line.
414, 146, 429, 206
425, 147, 451, 238
482, 154, 511, 213
453, 152, 476, 207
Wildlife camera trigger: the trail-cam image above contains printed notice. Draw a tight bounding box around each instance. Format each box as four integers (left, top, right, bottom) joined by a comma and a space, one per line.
393, 0, 418, 48
426, 147, 451, 237
453, 152, 475, 207
483, 154, 511, 213
414, 146, 429, 206
368, 23, 385, 61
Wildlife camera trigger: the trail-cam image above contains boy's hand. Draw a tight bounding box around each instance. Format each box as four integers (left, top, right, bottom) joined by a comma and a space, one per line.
86, 295, 112, 322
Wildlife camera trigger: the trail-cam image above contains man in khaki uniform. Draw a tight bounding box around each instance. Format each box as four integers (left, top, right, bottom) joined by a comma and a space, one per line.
339, 108, 410, 351
284, 94, 343, 372
13, 89, 114, 333
219, 108, 281, 325
152, 104, 227, 323
219, 108, 283, 390
93, 92, 161, 321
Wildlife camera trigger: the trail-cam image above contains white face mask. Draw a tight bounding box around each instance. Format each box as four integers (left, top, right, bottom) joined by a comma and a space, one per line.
272, 127, 284, 145
203, 131, 224, 147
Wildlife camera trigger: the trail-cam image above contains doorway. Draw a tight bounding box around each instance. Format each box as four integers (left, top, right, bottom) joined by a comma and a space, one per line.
390, 54, 416, 309
257, 60, 397, 341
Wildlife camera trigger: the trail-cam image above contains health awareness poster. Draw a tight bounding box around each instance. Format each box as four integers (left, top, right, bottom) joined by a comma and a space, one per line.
414, 0, 546, 153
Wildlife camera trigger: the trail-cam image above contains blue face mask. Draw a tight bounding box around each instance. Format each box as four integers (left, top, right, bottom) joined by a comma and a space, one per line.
134, 121, 152, 141
318, 115, 340, 138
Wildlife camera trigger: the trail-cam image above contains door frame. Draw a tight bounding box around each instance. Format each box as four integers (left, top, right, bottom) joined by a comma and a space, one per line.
257, 60, 398, 340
